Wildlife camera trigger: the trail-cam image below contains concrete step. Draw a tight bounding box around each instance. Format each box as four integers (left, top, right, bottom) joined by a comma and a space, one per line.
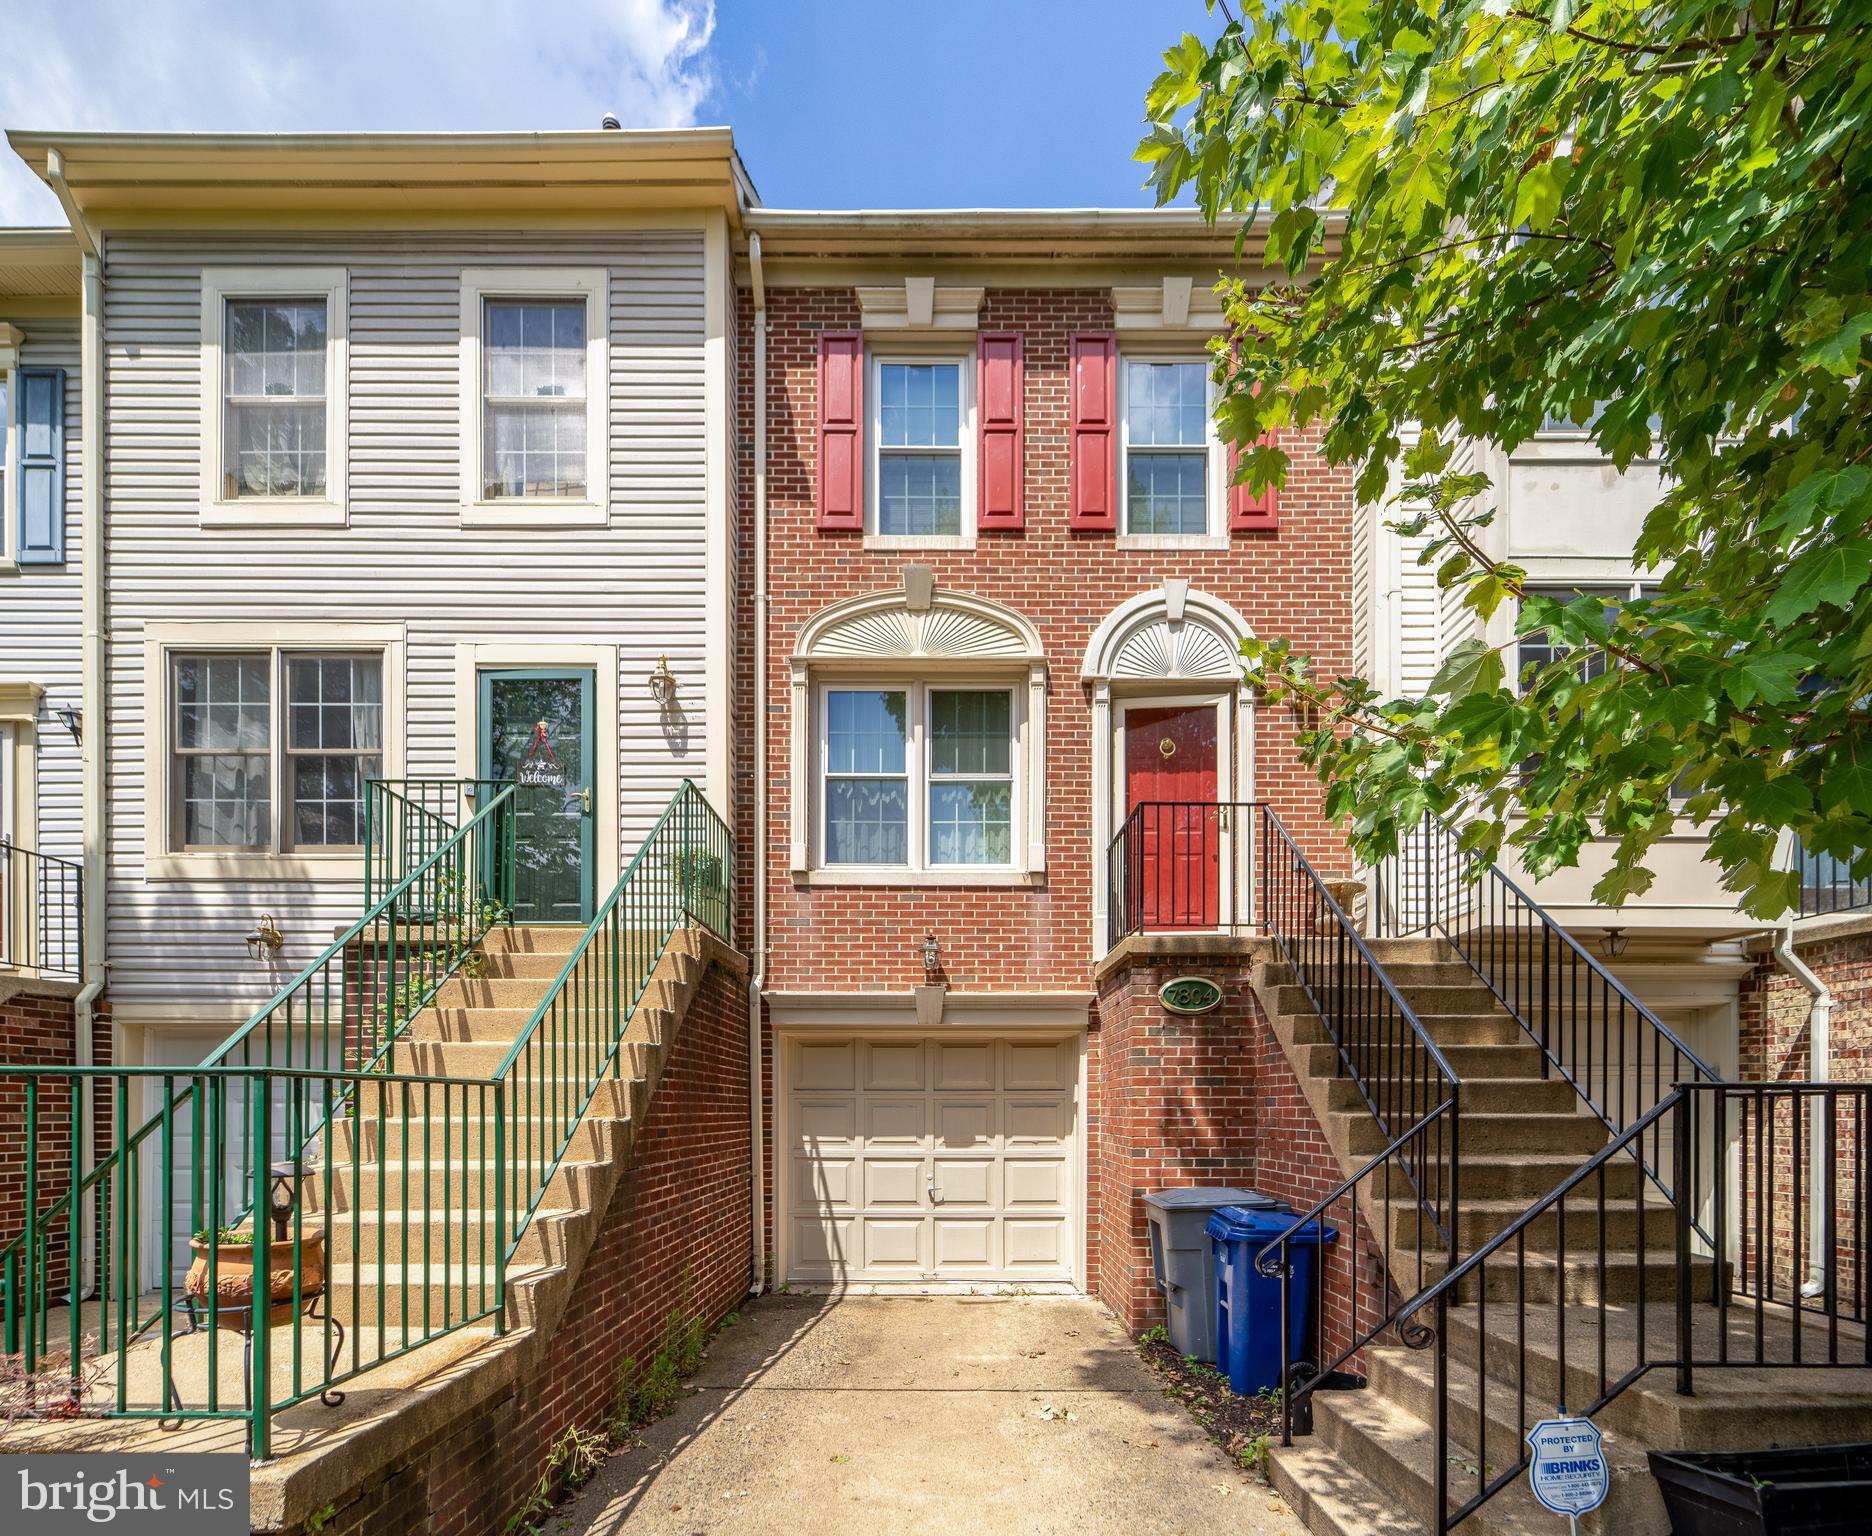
1309, 1361, 1666, 1536
1293, 1040, 1546, 1085
404, 1007, 538, 1042
326, 1087, 635, 1158
1265, 1438, 1431, 1536
314, 1153, 601, 1212
1377, 1153, 1644, 1205
1388, 984, 1507, 1016
1415, 1248, 1720, 1306
1326, 1075, 1578, 1118
1388, 1195, 1679, 1256
476, 951, 574, 979
324, 1260, 547, 1329
432, 975, 559, 1010
1362, 938, 1457, 965
1340, 1108, 1608, 1158
481, 926, 586, 954
326, 1206, 573, 1267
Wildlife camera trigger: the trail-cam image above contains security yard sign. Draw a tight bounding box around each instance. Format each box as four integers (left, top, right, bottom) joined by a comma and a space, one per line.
1526, 1415, 1609, 1524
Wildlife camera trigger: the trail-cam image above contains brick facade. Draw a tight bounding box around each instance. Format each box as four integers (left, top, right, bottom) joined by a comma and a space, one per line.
737, 281, 1357, 1318
313, 953, 752, 1536
0, 986, 109, 1301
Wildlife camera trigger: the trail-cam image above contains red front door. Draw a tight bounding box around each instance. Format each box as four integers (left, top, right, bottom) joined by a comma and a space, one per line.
1123, 704, 1221, 930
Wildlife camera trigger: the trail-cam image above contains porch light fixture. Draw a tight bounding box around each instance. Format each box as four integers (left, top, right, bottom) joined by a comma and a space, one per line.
921, 933, 942, 983
1600, 927, 1629, 959
267, 1160, 301, 1241
246, 913, 285, 962
648, 654, 678, 707
53, 704, 81, 745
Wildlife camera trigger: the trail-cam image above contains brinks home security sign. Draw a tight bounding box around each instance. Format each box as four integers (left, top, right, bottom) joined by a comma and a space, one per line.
1526, 1416, 1610, 1525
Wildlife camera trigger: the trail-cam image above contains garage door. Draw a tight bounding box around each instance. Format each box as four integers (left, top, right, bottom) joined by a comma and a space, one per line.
785, 1035, 1078, 1285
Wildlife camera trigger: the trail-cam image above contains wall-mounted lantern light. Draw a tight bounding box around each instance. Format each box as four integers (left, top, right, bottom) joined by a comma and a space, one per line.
1600, 927, 1629, 960
54, 704, 81, 745
921, 933, 942, 984
246, 913, 285, 963
648, 655, 678, 707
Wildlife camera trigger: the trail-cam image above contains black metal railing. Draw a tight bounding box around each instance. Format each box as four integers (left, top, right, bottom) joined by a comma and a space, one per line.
1107, 801, 1252, 945
1796, 837, 1872, 918
1390, 1081, 1872, 1533
1371, 808, 1716, 1211
0, 839, 82, 980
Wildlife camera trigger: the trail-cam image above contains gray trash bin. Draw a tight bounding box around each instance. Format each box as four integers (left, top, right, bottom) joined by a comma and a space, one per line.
1143, 1188, 1290, 1363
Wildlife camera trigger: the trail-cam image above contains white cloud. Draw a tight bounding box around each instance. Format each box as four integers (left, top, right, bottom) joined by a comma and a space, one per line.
0, 0, 718, 224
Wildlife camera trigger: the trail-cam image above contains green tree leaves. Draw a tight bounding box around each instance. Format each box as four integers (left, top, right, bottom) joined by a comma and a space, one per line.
1142, 0, 1872, 917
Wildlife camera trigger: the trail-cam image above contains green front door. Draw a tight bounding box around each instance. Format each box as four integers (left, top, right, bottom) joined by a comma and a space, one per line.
479, 668, 596, 923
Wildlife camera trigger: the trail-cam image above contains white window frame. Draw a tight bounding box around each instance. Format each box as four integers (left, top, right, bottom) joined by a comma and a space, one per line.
1116, 352, 1227, 550
200, 268, 348, 529
865, 349, 976, 551
0, 350, 15, 567
459, 268, 609, 529
813, 679, 1025, 878
142, 623, 404, 880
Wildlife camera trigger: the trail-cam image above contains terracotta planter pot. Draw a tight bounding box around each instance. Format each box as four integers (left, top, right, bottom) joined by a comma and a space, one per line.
184, 1231, 325, 1329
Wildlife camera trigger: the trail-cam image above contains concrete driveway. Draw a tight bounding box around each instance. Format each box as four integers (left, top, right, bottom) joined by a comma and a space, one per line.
554, 1294, 1302, 1536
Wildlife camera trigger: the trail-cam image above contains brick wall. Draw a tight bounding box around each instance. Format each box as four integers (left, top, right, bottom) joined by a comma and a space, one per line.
1736, 923, 1872, 1303
0, 987, 110, 1300
736, 285, 1355, 999
736, 284, 1357, 1308
313, 952, 752, 1536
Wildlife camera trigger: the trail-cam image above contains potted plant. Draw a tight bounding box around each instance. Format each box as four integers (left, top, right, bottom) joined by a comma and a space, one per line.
1649, 1444, 1872, 1534
184, 1225, 325, 1329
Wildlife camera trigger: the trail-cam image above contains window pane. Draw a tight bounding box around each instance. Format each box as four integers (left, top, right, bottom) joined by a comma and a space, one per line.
930, 691, 1011, 777
929, 782, 1012, 866
484, 401, 586, 499
1127, 452, 1208, 535
878, 363, 960, 448
287, 656, 383, 751
227, 402, 328, 498
878, 454, 962, 537
825, 779, 909, 865
292, 753, 379, 847
180, 754, 271, 847
484, 300, 586, 400
1516, 585, 1626, 684
826, 691, 906, 774
176, 654, 269, 749
226, 300, 327, 400
1126, 361, 1206, 447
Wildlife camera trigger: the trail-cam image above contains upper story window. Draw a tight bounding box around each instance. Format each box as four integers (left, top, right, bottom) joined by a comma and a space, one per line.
224, 298, 328, 499
459, 269, 609, 528
821, 684, 1015, 870
1119, 358, 1221, 543
200, 269, 348, 528
169, 648, 382, 854
1516, 581, 1661, 684
482, 300, 588, 500
876, 362, 962, 537
866, 352, 975, 547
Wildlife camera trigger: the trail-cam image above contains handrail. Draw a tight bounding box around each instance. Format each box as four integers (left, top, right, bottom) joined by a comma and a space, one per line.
0, 837, 83, 980
364, 778, 508, 905
492, 782, 732, 1269
1373, 806, 1714, 1211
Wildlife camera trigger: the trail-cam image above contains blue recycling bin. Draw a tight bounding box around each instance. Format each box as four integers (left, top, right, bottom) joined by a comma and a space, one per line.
1206, 1204, 1339, 1397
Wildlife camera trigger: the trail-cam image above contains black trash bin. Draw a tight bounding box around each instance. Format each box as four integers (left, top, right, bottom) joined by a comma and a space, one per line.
1142, 1188, 1288, 1364
1648, 1443, 1872, 1535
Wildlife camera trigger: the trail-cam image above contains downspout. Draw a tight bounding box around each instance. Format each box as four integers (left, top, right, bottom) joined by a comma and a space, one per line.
746, 232, 768, 1296
49, 148, 107, 1296
1773, 916, 1833, 1297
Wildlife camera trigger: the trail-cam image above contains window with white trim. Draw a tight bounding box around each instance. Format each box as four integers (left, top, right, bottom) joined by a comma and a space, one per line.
819, 683, 1016, 870
1119, 357, 1221, 537
867, 353, 974, 543
0, 366, 11, 555
169, 650, 382, 853
459, 269, 608, 524
200, 269, 348, 524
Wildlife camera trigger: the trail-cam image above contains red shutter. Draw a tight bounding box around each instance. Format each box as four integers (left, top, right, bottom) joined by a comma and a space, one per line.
977, 331, 1024, 530
1068, 330, 1117, 532
816, 330, 864, 531
1228, 432, 1280, 531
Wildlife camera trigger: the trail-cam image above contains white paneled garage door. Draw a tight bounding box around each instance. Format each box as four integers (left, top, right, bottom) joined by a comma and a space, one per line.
785, 1035, 1079, 1286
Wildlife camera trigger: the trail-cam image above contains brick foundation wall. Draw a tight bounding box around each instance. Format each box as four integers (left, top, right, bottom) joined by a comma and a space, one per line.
1737, 922, 1872, 1302
0, 987, 110, 1300
312, 953, 752, 1536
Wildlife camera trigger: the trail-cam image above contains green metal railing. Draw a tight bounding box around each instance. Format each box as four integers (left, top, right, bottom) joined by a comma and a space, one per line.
0, 784, 517, 1456
0, 778, 734, 1460
364, 778, 508, 906
493, 782, 732, 1270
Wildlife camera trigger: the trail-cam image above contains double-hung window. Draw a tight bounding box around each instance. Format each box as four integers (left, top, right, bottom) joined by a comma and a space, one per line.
1120, 358, 1218, 539
869, 355, 973, 544
169, 649, 383, 855
201, 269, 348, 525
820, 684, 1016, 871
460, 269, 608, 526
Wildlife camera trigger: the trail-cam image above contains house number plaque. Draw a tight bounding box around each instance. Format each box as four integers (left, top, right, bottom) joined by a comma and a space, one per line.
1158, 976, 1224, 1015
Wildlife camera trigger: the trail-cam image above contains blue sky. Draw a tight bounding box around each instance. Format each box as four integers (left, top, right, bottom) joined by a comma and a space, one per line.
0, 0, 1215, 223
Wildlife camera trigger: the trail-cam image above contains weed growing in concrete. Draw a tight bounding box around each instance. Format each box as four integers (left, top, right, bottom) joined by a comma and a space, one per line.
506, 1423, 608, 1535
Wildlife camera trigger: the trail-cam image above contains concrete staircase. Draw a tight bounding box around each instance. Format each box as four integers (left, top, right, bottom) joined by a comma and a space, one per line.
304, 922, 714, 1342
1252, 938, 1872, 1536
